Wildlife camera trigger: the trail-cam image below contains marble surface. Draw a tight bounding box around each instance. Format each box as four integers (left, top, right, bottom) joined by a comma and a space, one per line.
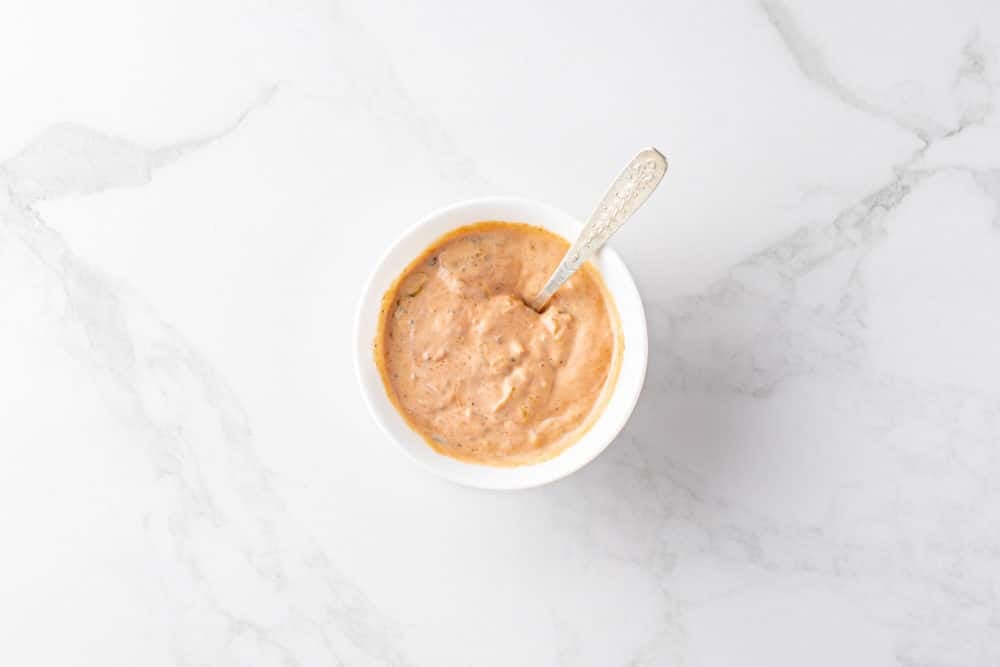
2, 1, 1000, 664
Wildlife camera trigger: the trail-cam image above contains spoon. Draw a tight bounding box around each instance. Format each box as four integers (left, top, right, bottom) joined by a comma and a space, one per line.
528, 147, 668, 312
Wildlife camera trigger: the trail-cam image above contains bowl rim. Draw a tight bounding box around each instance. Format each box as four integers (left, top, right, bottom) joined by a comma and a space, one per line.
353, 195, 648, 490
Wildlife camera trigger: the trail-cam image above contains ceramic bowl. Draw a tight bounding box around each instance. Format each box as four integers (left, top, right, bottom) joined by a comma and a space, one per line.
354, 197, 647, 489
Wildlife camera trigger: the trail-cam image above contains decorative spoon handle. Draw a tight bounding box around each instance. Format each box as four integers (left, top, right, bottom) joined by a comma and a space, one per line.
529, 148, 667, 311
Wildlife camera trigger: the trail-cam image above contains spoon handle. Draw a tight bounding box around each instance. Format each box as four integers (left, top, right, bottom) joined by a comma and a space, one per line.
529, 147, 668, 311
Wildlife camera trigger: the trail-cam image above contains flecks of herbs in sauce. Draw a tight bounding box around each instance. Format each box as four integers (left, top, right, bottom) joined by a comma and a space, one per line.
376, 222, 619, 466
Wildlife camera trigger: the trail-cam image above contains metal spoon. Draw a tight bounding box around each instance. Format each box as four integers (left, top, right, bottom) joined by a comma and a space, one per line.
528, 147, 668, 312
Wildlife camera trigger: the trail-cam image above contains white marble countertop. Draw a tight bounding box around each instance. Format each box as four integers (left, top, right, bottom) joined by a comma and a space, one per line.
3, 1, 1000, 665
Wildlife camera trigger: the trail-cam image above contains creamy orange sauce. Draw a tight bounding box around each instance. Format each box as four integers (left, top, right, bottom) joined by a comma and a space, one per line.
375, 222, 620, 466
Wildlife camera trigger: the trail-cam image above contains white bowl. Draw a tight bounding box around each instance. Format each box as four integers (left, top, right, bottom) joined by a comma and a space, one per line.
354, 197, 648, 490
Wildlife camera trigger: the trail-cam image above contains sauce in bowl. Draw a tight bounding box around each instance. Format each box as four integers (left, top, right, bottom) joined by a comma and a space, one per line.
375, 222, 621, 466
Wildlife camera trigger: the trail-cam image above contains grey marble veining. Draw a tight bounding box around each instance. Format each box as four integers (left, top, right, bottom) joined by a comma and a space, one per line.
2, 1, 999, 665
